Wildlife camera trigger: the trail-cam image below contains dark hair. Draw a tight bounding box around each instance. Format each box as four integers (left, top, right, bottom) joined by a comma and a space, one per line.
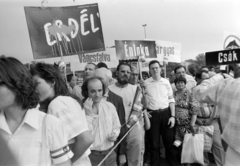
174, 76, 187, 85
30, 63, 83, 109
116, 62, 131, 71
201, 66, 208, 69
81, 76, 106, 102
66, 73, 76, 83
142, 71, 149, 78
149, 60, 162, 69
0, 57, 39, 109
97, 62, 108, 69
234, 66, 240, 78
195, 71, 203, 81
174, 65, 186, 73
188, 66, 196, 77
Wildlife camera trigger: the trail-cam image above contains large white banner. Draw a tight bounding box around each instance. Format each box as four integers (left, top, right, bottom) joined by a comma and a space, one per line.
71, 47, 119, 71
155, 40, 182, 63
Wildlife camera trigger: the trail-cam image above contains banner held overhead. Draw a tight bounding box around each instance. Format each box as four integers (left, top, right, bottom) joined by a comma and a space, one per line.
25, 3, 105, 59
205, 49, 240, 66
115, 40, 157, 60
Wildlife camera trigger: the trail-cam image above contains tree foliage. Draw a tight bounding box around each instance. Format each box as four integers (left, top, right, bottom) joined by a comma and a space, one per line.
184, 53, 206, 69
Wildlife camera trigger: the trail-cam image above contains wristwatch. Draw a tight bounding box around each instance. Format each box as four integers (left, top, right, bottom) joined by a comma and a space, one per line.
171, 116, 175, 118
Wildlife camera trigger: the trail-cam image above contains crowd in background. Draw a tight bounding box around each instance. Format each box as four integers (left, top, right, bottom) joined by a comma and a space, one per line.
1, 55, 240, 166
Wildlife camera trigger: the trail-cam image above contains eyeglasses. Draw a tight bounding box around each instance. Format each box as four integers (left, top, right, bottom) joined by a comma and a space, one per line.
131, 73, 139, 76
202, 70, 209, 74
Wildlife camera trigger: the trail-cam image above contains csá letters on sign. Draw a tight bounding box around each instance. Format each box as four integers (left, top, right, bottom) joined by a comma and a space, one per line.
218, 50, 238, 63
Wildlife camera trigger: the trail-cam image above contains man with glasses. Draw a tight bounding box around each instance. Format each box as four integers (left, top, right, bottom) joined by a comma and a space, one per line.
141, 60, 179, 166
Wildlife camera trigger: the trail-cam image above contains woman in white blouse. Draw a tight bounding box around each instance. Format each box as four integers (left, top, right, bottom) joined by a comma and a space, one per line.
82, 76, 121, 166
30, 62, 93, 166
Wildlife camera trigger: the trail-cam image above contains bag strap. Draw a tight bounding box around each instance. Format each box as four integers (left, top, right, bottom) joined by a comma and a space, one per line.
40, 114, 48, 166
217, 117, 228, 152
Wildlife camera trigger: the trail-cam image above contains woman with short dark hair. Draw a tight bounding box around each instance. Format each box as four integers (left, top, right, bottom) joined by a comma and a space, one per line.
0, 57, 72, 166
173, 76, 198, 148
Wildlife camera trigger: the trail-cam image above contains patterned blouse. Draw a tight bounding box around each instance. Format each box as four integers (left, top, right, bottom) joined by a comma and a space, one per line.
174, 89, 199, 126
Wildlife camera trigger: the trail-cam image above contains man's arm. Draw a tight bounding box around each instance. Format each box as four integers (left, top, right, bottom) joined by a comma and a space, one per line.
167, 81, 175, 128
168, 102, 175, 128
127, 87, 143, 128
71, 131, 93, 163
193, 74, 229, 104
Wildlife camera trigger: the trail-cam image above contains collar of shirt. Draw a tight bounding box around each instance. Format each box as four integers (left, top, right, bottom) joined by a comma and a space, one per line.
148, 77, 164, 82
0, 109, 40, 135
102, 89, 109, 101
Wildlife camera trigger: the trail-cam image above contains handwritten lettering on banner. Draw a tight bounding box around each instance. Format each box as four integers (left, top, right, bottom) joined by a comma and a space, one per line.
78, 52, 110, 63
115, 40, 157, 60
71, 50, 119, 71
25, 4, 105, 59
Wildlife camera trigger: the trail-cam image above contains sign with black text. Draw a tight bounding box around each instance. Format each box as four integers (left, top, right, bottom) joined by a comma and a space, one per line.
205, 49, 240, 66
25, 4, 105, 59
115, 40, 157, 60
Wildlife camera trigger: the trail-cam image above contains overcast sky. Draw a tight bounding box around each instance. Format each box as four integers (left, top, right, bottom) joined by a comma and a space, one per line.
0, 0, 240, 63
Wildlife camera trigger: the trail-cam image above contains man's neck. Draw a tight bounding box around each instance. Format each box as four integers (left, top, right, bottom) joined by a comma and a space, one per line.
152, 75, 161, 81
115, 82, 128, 88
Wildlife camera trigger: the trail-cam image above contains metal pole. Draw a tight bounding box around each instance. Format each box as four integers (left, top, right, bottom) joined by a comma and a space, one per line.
142, 24, 147, 39
144, 26, 146, 38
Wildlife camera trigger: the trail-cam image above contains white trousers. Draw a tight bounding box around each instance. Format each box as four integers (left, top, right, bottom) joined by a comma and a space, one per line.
126, 122, 143, 166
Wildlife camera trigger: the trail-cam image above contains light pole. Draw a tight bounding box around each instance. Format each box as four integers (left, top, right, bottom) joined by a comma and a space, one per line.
142, 24, 147, 39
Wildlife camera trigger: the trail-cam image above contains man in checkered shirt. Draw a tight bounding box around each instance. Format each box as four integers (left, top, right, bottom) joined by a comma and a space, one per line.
193, 73, 240, 165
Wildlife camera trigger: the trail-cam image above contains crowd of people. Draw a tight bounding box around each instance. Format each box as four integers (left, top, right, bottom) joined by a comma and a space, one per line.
1, 55, 240, 166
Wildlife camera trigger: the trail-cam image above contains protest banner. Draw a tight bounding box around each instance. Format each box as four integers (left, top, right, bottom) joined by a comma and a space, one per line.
71, 47, 119, 71
25, 3, 105, 59
155, 40, 182, 63
205, 49, 240, 66
115, 40, 157, 60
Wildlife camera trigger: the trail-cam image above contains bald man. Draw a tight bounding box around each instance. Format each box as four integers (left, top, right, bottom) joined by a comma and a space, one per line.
93, 68, 127, 165
72, 63, 97, 100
